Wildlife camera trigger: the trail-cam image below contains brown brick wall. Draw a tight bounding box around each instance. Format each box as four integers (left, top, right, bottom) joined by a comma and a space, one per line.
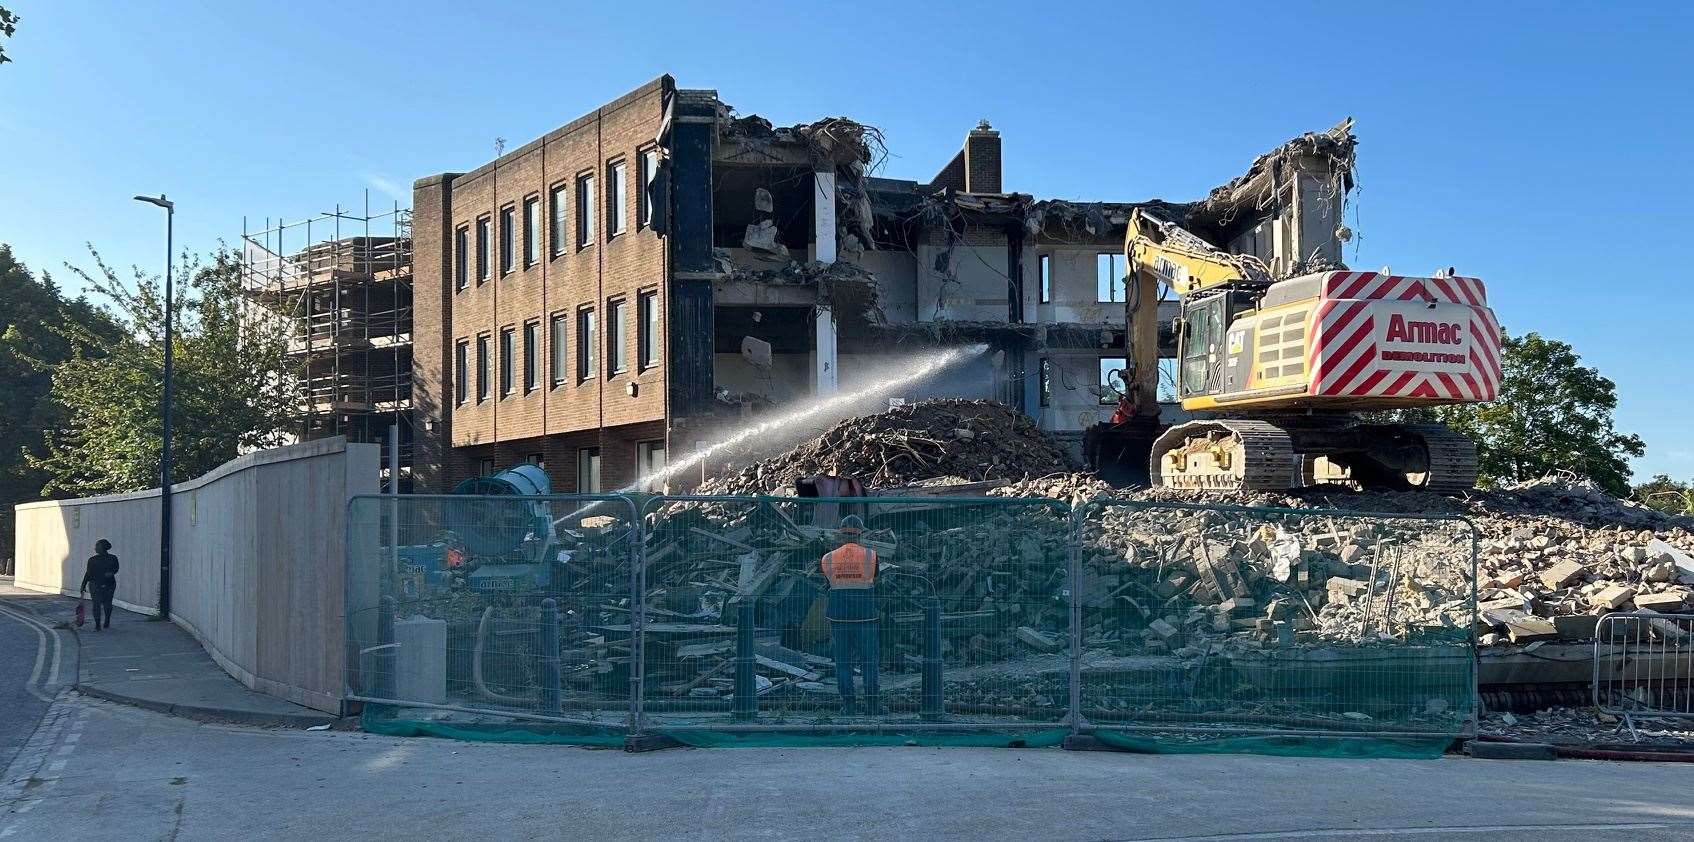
415, 76, 672, 482
411, 174, 456, 491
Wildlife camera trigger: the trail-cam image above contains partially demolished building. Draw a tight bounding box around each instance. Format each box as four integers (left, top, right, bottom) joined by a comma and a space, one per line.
412, 75, 1354, 493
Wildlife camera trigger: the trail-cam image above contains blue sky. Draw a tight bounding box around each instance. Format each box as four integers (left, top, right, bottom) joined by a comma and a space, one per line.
2, 1, 1690, 478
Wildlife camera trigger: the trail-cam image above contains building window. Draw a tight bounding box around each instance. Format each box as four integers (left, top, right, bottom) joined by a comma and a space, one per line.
523, 319, 540, 393
577, 447, 601, 493
549, 184, 567, 257
1158, 357, 1178, 403
499, 207, 515, 275
638, 148, 659, 228
454, 339, 469, 406
476, 217, 491, 282
637, 440, 666, 491
637, 289, 659, 370
576, 307, 596, 381
499, 326, 515, 397
454, 226, 469, 291
1038, 254, 1051, 304
549, 312, 567, 387
576, 173, 595, 248
478, 458, 495, 477
527, 452, 545, 469
606, 160, 627, 237
475, 334, 490, 403
1038, 358, 1051, 407
523, 196, 541, 266
1097, 253, 1125, 303
1100, 357, 1127, 405
606, 297, 627, 375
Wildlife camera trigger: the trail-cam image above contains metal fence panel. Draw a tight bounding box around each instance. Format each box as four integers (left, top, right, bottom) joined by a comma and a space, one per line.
635, 495, 1073, 744
1074, 499, 1477, 752
345, 493, 641, 744
1594, 611, 1694, 724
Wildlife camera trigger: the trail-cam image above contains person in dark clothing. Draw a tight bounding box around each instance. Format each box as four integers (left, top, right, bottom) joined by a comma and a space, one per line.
80, 539, 119, 631
819, 515, 880, 716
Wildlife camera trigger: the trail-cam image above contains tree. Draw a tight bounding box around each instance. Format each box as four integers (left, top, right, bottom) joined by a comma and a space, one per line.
0, 246, 117, 553
0, 7, 17, 67
1377, 332, 1644, 495
28, 247, 298, 496
1634, 474, 1694, 517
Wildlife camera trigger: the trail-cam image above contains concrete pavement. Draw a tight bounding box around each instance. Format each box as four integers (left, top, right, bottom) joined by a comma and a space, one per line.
3, 692, 1694, 841
0, 579, 333, 728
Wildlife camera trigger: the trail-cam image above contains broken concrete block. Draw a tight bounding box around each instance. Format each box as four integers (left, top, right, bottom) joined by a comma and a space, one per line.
1621, 546, 1649, 563
1554, 614, 1600, 640
1015, 626, 1061, 652
1499, 610, 1558, 643
1327, 577, 1368, 598
1648, 539, 1694, 578
1218, 597, 1257, 615
1590, 584, 1637, 610
1148, 618, 1181, 641
1539, 559, 1585, 590
1632, 590, 1689, 612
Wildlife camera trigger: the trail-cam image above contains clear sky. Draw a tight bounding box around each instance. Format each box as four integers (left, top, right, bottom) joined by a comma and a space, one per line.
2, 1, 1690, 479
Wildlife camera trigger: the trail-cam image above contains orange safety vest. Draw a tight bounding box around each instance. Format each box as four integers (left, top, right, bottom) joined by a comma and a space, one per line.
821, 543, 877, 588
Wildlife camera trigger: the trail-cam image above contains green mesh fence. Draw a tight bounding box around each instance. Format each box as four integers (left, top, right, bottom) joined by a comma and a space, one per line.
1074, 499, 1477, 757
346, 494, 642, 745
636, 495, 1074, 746
345, 492, 1478, 756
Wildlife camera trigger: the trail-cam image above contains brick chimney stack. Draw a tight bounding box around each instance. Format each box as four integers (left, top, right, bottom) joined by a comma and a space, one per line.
964, 120, 1002, 194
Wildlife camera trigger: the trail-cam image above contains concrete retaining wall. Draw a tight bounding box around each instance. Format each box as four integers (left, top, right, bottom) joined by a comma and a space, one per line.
12, 437, 379, 713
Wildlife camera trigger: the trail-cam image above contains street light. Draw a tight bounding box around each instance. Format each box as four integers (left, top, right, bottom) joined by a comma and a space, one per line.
134, 193, 174, 619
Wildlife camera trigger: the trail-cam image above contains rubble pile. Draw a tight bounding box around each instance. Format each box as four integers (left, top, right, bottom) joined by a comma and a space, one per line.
700, 400, 1073, 495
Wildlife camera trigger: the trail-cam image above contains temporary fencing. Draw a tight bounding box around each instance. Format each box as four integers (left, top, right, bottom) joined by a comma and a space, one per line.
1593, 611, 1694, 732
1075, 499, 1477, 757
345, 492, 1478, 755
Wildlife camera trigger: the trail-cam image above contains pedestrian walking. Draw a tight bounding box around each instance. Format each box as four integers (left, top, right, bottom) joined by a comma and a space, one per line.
81, 538, 120, 631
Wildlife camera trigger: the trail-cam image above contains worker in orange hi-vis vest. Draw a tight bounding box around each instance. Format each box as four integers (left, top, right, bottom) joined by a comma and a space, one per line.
820, 514, 880, 715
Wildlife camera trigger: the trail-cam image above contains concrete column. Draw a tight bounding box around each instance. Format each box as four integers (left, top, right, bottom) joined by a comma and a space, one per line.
813, 170, 837, 264
814, 305, 838, 396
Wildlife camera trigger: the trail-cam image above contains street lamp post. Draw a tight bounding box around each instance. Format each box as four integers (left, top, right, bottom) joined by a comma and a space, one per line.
134, 194, 175, 619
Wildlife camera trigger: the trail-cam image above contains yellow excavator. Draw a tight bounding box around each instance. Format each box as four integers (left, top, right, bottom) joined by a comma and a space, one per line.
1089, 203, 1501, 493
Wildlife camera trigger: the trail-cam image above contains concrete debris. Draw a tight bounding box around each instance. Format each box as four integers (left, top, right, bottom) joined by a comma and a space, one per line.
700, 400, 1074, 495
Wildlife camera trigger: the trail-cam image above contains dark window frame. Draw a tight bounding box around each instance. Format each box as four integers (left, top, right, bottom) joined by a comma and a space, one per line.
454, 339, 469, 405
575, 172, 596, 249
549, 311, 567, 388
606, 159, 627, 238
475, 216, 491, 283
637, 147, 660, 229
637, 288, 660, 370
606, 297, 628, 376
1096, 253, 1125, 303
548, 183, 568, 258
475, 333, 490, 403
576, 306, 597, 382
499, 206, 516, 276
522, 195, 541, 267
1099, 356, 1128, 406
453, 225, 469, 291
522, 319, 540, 394
499, 326, 515, 397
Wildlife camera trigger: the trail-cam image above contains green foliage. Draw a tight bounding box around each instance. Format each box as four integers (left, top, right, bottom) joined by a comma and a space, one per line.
1634, 474, 1694, 516
0, 246, 117, 552
1373, 332, 1644, 495
0, 7, 17, 66
27, 247, 298, 496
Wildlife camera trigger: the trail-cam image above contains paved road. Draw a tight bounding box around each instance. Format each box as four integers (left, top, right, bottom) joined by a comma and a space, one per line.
4, 693, 1694, 842
0, 589, 64, 773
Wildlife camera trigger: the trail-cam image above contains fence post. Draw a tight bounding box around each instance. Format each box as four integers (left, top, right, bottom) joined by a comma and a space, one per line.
732, 596, 757, 721
375, 594, 396, 700
539, 597, 560, 713
1066, 502, 1084, 735
628, 496, 646, 736
921, 595, 943, 720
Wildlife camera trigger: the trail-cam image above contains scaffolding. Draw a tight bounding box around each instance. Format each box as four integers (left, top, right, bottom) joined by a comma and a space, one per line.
241, 195, 414, 490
